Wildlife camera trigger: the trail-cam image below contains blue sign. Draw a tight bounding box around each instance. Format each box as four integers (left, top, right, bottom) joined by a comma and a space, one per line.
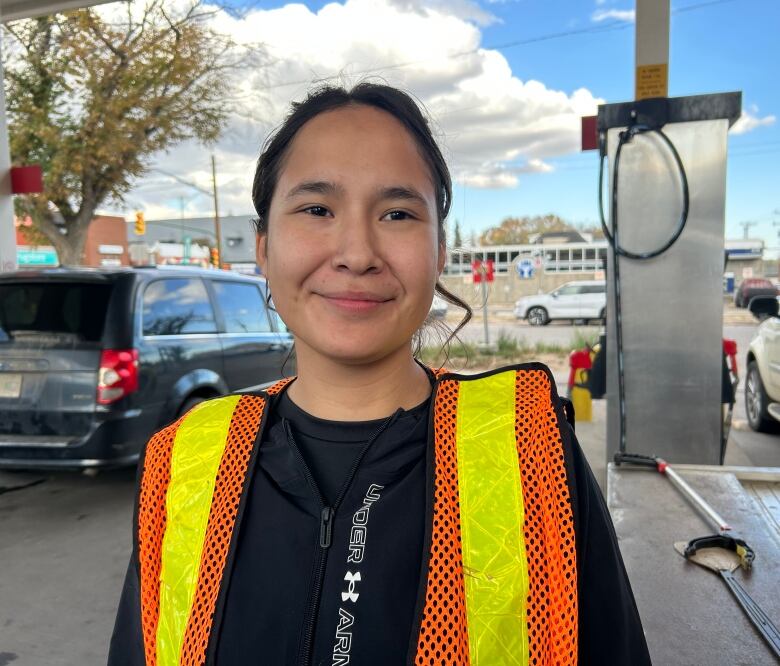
17, 249, 58, 266
516, 259, 535, 279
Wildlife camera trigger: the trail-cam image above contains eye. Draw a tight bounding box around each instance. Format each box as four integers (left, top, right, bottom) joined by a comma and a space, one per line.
382, 210, 415, 221
302, 205, 331, 217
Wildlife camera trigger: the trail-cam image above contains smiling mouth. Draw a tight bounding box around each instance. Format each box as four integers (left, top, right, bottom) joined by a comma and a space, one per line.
318, 293, 393, 313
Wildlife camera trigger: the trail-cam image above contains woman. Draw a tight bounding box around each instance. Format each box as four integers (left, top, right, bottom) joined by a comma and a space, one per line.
109, 83, 650, 665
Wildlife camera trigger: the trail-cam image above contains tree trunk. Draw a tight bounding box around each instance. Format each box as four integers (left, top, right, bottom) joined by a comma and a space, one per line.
46, 206, 95, 266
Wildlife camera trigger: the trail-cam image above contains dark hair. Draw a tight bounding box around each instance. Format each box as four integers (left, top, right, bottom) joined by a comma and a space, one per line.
252, 81, 472, 363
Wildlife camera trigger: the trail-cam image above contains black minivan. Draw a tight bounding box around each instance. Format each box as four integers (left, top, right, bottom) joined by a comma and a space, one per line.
0, 266, 294, 469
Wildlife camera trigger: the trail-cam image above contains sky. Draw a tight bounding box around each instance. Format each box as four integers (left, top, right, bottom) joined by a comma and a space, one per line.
109, 0, 779, 247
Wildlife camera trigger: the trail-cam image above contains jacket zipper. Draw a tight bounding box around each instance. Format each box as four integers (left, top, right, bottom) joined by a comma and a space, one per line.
284, 412, 399, 666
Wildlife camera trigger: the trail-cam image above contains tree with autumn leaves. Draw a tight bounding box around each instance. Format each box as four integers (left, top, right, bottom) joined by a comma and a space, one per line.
3, 1, 255, 265
478, 214, 603, 246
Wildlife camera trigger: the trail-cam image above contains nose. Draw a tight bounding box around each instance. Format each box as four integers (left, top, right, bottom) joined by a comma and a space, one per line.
330, 214, 384, 275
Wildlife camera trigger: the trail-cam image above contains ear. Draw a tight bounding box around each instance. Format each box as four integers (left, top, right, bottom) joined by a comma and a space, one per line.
256, 232, 269, 276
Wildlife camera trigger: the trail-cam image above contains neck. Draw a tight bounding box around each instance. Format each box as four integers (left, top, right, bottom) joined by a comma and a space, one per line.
286, 344, 431, 421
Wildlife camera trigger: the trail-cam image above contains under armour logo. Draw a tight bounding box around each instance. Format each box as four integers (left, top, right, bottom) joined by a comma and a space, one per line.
341, 571, 361, 603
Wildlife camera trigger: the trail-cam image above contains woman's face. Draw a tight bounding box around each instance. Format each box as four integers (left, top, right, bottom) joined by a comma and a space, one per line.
257, 104, 444, 365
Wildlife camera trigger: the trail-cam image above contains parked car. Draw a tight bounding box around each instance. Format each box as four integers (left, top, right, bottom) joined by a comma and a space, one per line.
734, 278, 777, 308
0, 266, 294, 469
745, 296, 780, 432
514, 280, 606, 326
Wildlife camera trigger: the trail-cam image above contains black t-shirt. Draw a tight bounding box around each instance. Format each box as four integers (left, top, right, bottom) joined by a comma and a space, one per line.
275, 392, 430, 506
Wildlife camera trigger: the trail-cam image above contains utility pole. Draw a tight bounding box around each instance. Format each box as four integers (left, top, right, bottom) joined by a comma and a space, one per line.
740, 220, 757, 239
0, 30, 17, 272
211, 154, 222, 269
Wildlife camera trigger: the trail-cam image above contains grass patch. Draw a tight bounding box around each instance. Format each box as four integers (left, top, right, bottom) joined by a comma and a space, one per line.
419, 329, 602, 372
419, 331, 573, 371
570, 328, 600, 350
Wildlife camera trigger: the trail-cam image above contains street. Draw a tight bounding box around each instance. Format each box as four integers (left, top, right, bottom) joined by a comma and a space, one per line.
0, 319, 777, 665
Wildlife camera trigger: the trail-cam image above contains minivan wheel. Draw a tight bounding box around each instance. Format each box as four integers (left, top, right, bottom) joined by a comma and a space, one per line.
745, 362, 773, 432
527, 307, 549, 326
178, 395, 207, 418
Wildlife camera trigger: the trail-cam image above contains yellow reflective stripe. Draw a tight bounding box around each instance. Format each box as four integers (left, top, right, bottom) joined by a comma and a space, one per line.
156, 395, 241, 666
456, 371, 529, 666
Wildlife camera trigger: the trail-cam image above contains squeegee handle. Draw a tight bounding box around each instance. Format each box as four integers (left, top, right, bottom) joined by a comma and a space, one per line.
661, 463, 732, 532
720, 570, 780, 659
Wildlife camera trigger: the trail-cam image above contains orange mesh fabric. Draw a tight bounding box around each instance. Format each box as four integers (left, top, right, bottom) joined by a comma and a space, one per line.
415, 379, 470, 665
179, 394, 266, 666
515, 369, 578, 665
266, 377, 293, 395
138, 417, 184, 666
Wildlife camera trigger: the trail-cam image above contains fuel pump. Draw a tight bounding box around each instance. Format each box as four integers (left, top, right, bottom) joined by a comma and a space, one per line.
599, 93, 740, 465
593, 0, 741, 465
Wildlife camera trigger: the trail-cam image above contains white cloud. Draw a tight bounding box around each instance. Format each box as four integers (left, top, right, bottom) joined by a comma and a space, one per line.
730, 106, 776, 135
591, 8, 635, 22
106, 0, 603, 219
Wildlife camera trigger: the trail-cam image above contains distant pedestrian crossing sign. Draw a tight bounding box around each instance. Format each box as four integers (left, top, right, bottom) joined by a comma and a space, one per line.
516, 259, 535, 279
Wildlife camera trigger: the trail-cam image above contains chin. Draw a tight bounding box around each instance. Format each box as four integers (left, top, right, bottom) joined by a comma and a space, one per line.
321, 341, 402, 366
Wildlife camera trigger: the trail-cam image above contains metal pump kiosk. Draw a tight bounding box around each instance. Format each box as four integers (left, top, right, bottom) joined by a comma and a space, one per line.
601, 2, 780, 664
601, 91, 740, 465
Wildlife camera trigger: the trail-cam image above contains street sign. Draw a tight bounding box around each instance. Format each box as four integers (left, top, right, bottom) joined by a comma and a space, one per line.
471, 259, 494, 283
516, 259, 535, 279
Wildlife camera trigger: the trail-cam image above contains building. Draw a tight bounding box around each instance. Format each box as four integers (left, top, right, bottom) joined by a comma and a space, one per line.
126, 214, 258, 267
441, 237, 767, 304
83, 215, 131, 267
14, 214, 130, 267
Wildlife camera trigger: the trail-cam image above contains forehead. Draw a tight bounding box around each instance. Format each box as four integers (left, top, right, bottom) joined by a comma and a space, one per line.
277, 105, 435, 196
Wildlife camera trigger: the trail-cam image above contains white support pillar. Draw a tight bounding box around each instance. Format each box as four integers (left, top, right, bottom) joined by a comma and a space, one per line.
635, 0, 670, 100
0, 29, 17, 272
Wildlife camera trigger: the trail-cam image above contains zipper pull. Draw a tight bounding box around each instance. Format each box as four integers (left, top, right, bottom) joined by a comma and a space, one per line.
320, 506, 334, 549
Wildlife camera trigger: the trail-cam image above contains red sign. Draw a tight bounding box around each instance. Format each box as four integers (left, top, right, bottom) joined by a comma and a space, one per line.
581, 115, 598, 152
472, 259, 495, 284
10, 165, 44, 194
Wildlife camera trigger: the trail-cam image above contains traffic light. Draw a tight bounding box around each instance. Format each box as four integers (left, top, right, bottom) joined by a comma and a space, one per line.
210, 247, 219, 267
134, 211, 145, 235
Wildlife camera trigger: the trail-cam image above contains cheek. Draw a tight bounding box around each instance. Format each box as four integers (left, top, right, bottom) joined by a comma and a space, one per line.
266, 224, 321, 282
394, 236, 440, 296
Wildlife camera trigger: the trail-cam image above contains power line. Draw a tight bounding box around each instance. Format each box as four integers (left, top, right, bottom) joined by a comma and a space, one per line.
257, 0, 740, 91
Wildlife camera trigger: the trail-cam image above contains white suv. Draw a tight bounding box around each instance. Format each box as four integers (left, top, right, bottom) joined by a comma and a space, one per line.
514, 281, 606, 326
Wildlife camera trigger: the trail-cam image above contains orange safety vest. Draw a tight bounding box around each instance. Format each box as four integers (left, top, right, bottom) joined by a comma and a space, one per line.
136, 365, 577, 665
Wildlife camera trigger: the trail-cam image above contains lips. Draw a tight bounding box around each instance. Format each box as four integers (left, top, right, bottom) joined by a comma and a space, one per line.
317, 290, 393, 313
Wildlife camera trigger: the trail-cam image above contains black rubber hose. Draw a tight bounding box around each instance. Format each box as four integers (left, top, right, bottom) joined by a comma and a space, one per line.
599, 124, 690, 455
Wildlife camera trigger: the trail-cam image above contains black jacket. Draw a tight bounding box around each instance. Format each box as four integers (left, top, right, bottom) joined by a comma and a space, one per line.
109, 384, 651, 665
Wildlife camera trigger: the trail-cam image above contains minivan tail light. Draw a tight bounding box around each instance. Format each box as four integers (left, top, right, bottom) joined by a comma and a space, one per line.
98, 349, 139, 405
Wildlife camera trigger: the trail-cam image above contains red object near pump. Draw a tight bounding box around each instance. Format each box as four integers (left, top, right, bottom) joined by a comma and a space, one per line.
723, 338, 738, 381
10, 165, 44, 194
568, 348, 593, 392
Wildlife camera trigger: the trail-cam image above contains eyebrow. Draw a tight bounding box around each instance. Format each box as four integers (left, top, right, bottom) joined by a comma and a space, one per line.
284, 180, 344, 200
378, 186, 429, 207
284, 180, 429, 207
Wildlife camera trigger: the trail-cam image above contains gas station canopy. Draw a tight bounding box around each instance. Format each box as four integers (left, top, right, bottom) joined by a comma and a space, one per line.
0, 0, 114, 23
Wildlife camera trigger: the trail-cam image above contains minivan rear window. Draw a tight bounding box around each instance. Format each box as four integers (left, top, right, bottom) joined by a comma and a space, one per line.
0, 281, 112, 342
